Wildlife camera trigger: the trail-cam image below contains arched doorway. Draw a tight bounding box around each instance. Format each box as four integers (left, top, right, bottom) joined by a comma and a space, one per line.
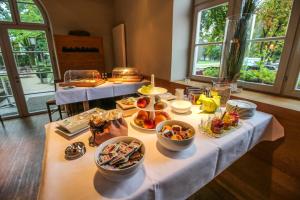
0, 0, 57, 118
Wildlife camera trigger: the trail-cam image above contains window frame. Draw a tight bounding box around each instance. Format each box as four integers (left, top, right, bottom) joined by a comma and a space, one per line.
189, 0, 300, 98
282, 0, 300, 98
189, 0, 231, 83
0, 0, 48, 26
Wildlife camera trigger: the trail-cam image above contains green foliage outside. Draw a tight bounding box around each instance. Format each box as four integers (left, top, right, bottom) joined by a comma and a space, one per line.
0, 1, 51, 82
0, 1, 12, 21
198, 4, 228, 62
250, 0, 292, 63
17, 1, 44, 23
202, 67, 219, 77
197, 0, 292, 85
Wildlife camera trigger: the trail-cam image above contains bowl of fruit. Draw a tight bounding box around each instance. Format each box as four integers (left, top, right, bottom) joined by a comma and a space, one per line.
135, 96, 167, 111
156, 120, 195, 151
132, 110, 171, 130
199, 111, 240, 137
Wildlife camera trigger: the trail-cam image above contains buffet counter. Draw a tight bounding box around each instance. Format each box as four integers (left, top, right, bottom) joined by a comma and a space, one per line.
55, 80, 149, 108
39, 106, 283, 200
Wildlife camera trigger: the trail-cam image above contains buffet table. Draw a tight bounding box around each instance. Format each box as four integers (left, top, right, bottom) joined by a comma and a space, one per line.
55, 81, 149, 110
39, 106, 283, 200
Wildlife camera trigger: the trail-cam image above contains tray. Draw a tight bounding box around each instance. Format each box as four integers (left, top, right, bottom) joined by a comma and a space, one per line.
58, 79, 106, 87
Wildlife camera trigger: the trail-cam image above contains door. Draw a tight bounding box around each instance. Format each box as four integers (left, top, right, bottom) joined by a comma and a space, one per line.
6, 29, 55, 116
0, 0, 57, 118
0, 43, 19, 117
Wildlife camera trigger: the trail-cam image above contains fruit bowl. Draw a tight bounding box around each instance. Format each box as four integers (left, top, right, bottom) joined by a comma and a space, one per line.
156, 120, 195, 151
135, 96, 168, 111
94, 136, 145, 181
131, 110, 171, 131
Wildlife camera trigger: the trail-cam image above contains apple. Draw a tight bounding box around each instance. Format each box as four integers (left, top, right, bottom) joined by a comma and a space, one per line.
154, 114, 167, 125
136, 110, 149, 120
143, 119, 155, 129
137, 98, 147, 108
154, 102, 165, 110
156, 111, 170, 120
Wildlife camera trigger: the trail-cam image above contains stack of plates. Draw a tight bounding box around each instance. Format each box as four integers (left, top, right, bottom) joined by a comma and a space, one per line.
226, 100, 257, 119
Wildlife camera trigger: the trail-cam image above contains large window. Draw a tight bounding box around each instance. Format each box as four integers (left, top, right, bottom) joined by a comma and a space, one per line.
0, 0, 57, 118
239, 0, 293, 86
192, 3, 228, 78
191, 0, 300, 98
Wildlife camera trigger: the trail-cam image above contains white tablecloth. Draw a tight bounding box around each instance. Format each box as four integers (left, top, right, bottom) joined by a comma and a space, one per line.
39, 106, 284, 200
55, 86, 87, 105
55, 81, 149, 105
86, 82, 114, 101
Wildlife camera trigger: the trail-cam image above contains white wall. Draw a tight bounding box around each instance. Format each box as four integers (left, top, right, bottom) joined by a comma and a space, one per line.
113, 0, 173, 80
170, 0, 193, 81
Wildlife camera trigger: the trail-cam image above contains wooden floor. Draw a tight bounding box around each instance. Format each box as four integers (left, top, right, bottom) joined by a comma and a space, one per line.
0, 114, 53, 200
0, 114, 300, 200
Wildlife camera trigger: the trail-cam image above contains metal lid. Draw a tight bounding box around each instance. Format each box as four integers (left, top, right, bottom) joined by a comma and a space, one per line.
65, 142, 86, 160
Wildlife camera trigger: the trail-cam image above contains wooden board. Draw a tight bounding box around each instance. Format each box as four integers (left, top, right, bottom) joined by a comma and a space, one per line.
54, 35, 105, 77
58, 79, 106, 87
107, 77, 143, 83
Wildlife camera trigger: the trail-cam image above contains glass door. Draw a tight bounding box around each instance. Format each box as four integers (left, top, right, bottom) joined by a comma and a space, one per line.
7, 29, 55, 114
0, 45, 19, 117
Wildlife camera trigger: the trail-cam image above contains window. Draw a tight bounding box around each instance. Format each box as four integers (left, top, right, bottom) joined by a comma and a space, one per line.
191, 0, 300, 98
0, 0, 13, 22
192, 3, 228, 78
296, 74, 300, 90
0, 0, 57, 118
17, 0, 44, 23
240, 0, 293, 86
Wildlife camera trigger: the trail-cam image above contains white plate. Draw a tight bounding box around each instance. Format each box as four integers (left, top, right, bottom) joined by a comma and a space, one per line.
137, 87, 167, 96
227, 100, 257, 109
130, 113, 156, 131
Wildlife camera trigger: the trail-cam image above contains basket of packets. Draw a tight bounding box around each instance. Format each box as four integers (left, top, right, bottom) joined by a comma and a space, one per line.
94, 136, 145, 181
89, 110, 128, 146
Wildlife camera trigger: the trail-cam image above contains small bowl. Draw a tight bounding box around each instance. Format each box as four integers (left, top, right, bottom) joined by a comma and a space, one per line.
156, 120, 195, 151
171, 100, 192, 114
94, 136, 145, 181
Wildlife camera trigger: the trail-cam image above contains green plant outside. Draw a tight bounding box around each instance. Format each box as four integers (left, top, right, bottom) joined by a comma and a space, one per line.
202, 65, 276, 85
202, 67, 219, 77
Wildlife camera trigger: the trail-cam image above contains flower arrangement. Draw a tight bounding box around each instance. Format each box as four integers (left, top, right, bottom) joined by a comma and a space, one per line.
221, 0, 260, 82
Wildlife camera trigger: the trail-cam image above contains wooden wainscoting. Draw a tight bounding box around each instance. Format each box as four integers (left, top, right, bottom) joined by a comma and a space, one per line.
147, 77, 300, 199
54, 35, 105, 77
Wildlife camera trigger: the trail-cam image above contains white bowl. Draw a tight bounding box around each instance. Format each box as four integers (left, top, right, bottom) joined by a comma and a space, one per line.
94, 136, 145, 181
156, 120, 195, 151
171, 100, 192, 114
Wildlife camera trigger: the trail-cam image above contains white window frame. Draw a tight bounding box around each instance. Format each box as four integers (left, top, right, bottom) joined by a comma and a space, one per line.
282, 0, 300, 98
189, 0, 231, 83
190, 0, 300, 98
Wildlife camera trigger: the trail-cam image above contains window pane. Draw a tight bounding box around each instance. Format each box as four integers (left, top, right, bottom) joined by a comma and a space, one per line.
193, 44, 221, 77
296, 73, 300, 90
8, 29, 55, 114
253, 0, 293, 39
17, 1, 44, 23
197, 4, 228, 43
0, 47, 19, 117
0, 0, 13, 22
240, 40, 284, 85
